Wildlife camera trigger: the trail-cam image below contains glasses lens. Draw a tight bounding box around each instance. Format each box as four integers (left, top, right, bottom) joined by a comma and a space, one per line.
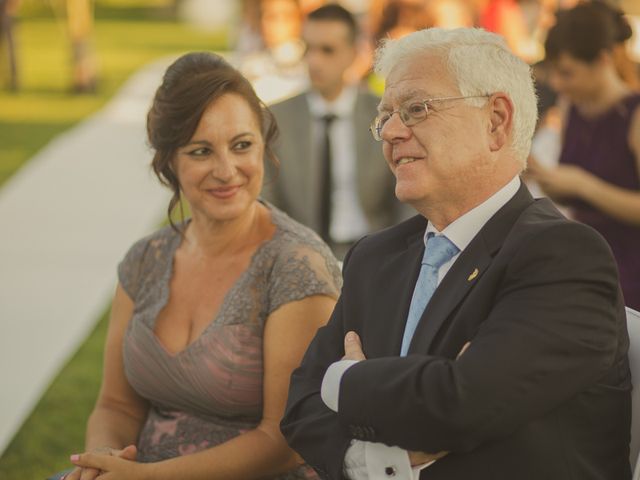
372, 114, 389, 140
403, 102, 428, 126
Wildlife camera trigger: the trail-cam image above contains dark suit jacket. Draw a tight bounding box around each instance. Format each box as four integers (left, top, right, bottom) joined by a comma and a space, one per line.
262, 90, 405, 237
281, 184, 631, 480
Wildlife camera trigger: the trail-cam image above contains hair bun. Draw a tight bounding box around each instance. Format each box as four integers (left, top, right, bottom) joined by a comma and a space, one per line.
613, 10, 633, 43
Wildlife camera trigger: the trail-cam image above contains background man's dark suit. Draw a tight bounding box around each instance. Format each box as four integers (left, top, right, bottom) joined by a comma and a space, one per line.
281, 184, 631, 480
263, 91, 403, 236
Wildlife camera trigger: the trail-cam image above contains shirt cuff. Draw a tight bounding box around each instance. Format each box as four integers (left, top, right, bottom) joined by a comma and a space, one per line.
364, 442, 413, 480
343, 440, 437, 480
321, 359, 360, 412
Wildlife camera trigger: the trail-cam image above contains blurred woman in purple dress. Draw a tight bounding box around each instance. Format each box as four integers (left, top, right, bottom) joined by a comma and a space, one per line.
529, 2, 640, 310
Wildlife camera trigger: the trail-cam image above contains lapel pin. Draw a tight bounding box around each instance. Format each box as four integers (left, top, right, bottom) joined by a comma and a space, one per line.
467, 268, 479, 282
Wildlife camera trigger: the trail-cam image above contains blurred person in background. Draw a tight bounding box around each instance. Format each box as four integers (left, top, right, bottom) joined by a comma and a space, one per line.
264, 4, 403, 259
0, 0, 19, 90
529, 1, 640, 310
425, 0, 475, 29
372, 0, 431, 41
52, 52, 340, 480
66, 0, 98, 93
236, 0, 307, 104
367, 0, 473, 94
474, 0, 540, 62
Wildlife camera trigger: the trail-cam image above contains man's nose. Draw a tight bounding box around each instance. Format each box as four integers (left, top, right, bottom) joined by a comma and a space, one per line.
381, 112, 412, 143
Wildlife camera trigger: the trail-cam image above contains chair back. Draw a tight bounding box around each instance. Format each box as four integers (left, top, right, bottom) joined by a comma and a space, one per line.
626, 307, 640, 477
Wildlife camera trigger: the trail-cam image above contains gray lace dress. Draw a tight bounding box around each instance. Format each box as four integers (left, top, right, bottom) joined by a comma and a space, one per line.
118, 205, 342, 479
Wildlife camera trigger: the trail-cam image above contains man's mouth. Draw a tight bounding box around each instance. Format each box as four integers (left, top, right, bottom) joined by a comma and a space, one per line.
397, 157, 419, 166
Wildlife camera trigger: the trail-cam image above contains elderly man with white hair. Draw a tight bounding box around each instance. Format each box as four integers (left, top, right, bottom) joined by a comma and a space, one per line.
280, 27, 631, 480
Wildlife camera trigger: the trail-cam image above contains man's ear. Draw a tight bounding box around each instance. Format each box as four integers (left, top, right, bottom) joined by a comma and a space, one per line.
488, 92, 514, 153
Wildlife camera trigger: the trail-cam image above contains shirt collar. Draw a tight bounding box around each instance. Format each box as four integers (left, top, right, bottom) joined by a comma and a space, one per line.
307, 85, 358, 118
424, 175, 521, 250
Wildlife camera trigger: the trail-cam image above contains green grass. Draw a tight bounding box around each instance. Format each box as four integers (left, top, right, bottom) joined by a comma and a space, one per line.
0, 2, 228, 478
0, 309, 110, 479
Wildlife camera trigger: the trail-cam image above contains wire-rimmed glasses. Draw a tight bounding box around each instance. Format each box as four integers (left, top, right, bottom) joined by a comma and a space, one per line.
369, 95, 491, 141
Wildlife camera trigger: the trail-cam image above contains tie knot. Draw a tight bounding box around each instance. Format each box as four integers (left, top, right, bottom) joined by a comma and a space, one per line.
423, 234, 459, 268
322, 113, 337, 125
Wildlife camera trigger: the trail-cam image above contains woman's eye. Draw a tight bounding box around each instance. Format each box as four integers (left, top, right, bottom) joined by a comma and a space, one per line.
188, 147, 211, 156
233, 141, 252, 151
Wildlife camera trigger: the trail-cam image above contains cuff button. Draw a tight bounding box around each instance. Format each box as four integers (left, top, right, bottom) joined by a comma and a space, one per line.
385, 466, 397, 477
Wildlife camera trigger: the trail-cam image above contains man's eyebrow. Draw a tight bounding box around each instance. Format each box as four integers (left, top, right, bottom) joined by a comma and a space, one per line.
378, 88, 434, 112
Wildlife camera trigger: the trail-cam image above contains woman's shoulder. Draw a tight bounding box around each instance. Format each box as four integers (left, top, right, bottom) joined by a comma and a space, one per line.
258, 204, 343, 310
118, 224, 180, 299
123, 224, 180, 264
266, 204, 336, 260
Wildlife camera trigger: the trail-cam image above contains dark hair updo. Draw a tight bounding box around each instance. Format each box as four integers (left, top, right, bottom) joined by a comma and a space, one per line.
545, 2, 633, 63
147, 52, 278, 229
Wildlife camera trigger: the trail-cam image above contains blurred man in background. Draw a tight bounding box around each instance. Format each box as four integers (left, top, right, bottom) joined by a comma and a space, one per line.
264, 3, 403, 259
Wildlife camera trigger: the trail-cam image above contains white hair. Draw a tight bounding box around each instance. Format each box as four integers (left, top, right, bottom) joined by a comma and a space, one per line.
374, 28, 537, 166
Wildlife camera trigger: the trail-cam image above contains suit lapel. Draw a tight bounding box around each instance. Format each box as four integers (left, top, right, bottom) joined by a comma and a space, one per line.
291, 95, 317, 226
408, 236, 493, 354
407, 182, 535, 354
366, 219, 426, 357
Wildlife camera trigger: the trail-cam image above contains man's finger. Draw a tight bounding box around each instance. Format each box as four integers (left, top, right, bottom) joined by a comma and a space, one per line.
408, 450, 449, 466
343, 331, 366, 361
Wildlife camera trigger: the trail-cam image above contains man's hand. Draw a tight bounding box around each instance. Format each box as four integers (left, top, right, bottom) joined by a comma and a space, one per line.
343, 331, 366, 361
408, 450, 449, 466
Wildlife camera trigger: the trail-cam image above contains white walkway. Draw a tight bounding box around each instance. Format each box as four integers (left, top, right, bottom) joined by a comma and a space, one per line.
0, 59, 173, 455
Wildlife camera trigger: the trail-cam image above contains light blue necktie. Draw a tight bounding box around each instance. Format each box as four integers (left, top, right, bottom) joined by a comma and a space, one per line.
400, 234, 460, 356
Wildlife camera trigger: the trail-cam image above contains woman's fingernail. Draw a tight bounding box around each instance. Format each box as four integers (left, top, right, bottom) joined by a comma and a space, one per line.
70, 454, 80, 462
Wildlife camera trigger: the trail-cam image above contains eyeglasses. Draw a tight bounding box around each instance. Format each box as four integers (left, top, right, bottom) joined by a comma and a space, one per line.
369, 95, 491, 141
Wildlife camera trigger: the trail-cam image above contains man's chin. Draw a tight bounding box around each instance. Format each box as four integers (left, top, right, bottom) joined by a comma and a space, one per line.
395, 189, 419, 207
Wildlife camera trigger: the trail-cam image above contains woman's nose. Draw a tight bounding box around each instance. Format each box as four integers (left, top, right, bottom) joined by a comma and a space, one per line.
210, 154, 235, 182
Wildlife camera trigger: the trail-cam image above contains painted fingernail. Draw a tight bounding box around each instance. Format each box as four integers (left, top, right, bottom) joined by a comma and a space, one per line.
70, 454, 80, 462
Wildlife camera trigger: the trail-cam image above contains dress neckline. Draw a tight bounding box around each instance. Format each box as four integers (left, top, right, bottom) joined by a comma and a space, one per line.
573, 92, 640, 122
149, 202, 284, 358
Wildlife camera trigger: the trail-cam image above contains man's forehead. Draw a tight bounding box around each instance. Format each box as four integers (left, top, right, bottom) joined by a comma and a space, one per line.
303, 20, 351, 43
378, 58, 453, 109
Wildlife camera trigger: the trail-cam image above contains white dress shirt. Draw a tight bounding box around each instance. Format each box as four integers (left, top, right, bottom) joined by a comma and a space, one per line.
307, 86, 371, 243
321, 175, 522, 479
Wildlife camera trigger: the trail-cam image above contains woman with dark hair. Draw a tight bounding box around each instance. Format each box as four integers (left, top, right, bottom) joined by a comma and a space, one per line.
529, 2, 640, 310
59, 52, 340, 480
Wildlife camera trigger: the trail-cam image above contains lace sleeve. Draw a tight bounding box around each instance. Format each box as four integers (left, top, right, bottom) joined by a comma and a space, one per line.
117, 236, 151, 300
267, 241, 343, 315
